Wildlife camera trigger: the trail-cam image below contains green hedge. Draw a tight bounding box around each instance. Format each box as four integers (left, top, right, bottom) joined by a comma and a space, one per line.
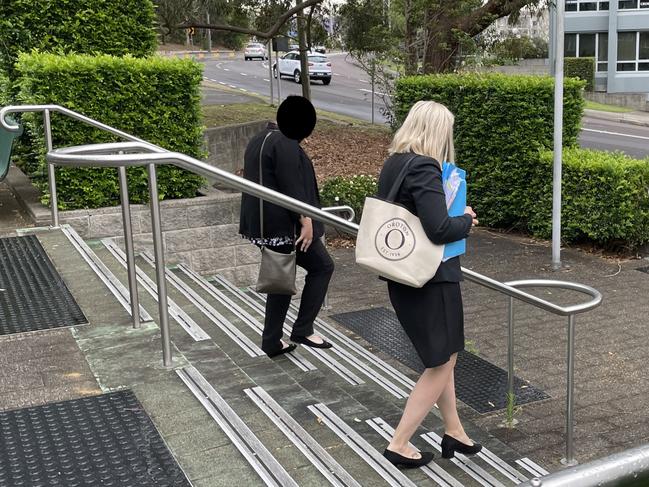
0, 0, 157, 81
15, 52, 204, 210
394, 73, 585, 229
565, 57, 595, 92
528, 148, 649, 248
320, 175, 378, 222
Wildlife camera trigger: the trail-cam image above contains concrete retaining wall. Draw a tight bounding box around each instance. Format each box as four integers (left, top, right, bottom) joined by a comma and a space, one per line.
204, 120, 267, 175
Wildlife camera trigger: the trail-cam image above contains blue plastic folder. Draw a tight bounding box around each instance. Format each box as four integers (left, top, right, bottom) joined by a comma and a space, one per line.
441, 162, 467, 262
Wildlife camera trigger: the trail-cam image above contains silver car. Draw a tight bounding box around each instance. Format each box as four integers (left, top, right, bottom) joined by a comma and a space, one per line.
244, 43, 267, 61
273, 51, 332, 85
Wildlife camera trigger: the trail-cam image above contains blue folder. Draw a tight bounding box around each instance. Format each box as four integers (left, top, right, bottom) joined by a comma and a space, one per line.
442, 162, 467, 262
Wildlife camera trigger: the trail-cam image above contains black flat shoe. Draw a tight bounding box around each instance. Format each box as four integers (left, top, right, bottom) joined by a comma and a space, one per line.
383, 449, 434, 469
441, 434, 482, 459
265, 343, 297, 358
290, 335, 333, 349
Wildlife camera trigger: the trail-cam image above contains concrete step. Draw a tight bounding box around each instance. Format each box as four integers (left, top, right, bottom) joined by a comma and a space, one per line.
41, 228, 547, 486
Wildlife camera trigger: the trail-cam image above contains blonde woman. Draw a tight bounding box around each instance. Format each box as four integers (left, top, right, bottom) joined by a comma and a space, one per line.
379, 101, 481, 468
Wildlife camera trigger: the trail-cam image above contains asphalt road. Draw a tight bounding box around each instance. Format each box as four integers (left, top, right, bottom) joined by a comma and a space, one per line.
202, 55, 649, 159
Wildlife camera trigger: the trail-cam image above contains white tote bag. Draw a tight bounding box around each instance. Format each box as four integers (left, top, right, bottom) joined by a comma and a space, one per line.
355, 156, 443, 288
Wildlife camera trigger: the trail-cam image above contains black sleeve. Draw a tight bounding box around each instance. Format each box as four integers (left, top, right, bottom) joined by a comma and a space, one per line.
406, 158, 472, 245
272, 137, 307, 222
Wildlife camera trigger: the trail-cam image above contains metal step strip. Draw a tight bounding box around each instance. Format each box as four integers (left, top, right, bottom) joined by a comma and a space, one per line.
139, 252, 262, 357
245, 387, 362, 487
250, 288, 416, 391
100, 239, 209, 341
420, 432, 507, 487
516, 458, 549, 478
176, 366, 298, 487
307, 403, 418, 487
478, 447, 529, 483
366, 417, 464, 487
212, 276, 364, 386
60, 225, 152, 322
176, 263, 315, 372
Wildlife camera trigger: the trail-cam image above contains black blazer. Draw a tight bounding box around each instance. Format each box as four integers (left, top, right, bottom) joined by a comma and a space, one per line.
239, 125, 324, 241
377, 153, 473, 283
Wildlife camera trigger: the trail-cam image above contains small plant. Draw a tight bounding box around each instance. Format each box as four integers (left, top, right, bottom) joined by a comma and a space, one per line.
320, 175, 378, 222
465, 340, 479, 355
503, 391, 521, 429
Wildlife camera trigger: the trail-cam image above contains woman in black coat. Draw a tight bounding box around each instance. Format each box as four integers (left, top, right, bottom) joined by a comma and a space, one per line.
378, 101, 482, 468
239, 96, 334, 357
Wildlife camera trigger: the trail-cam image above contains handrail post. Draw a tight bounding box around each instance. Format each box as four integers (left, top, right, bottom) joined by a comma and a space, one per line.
43, 109, 59, 228
507, 297, 515, 398
562, 314, 578, 466
147, 163, 173, 367
117, 164, 141, 329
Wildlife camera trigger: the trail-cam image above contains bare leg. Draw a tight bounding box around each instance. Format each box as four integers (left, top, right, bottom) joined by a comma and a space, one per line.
387, 360, 455, 458
436, 354, 473, 445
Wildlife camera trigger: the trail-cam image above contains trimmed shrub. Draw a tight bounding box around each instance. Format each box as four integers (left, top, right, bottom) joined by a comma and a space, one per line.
15, 52, 204, 210
394, 73, 585, 229
528, 148, 649, 248
320, 175, 378, 222
0, 0, 157, 81
0, 70, 10, 106
564, 57, 595, 92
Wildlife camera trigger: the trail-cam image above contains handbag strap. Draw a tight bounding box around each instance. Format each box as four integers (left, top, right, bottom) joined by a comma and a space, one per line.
386, 154, 419, 202
258, 130, 276, 240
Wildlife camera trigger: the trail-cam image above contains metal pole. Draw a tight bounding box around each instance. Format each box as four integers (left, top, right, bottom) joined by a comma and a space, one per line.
118, 164, 141, 329
206, 11, 212, 53
562, 314, 577, 466
147, 163, 173, 367
43, 109, 59, 228
296, 0, 311, 100
371, 56, 376, 124
321, 234, 329, 310
268, 40, 275, 106
552, 0, 565, 271
275, 48, 282, 103
507, 297, 515, 397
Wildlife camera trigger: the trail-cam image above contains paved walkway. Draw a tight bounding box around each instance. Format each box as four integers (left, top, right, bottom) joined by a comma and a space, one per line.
325, 227, 649, 468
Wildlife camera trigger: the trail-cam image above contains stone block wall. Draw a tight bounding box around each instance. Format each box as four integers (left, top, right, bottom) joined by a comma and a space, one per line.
204, 120, 267, 174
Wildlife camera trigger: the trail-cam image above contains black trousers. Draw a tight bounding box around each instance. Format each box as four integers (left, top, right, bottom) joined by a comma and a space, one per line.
262, 238, 334, 353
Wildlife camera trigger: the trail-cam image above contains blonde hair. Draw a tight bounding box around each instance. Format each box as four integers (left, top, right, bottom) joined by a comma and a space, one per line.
389, 101, 455, 164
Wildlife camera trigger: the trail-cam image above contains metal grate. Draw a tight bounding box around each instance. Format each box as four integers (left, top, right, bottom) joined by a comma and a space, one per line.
0, 390, 190, 487
331, 307, 549, 414
0, 235, 87, 336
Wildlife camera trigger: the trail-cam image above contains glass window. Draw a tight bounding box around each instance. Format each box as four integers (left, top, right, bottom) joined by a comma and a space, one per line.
640, 32, 649, 59
639, 62, 649, 70
619, 0, 638, 7
580, 1, 598, 9
598, 33, 608, 61
617, 62, 636, 70
618, 32, 637, 60
597, 62, 608, 71
579, 34, 596, 57
566, 0, 578, 9
640, 0, 649, 7
600, 1, 610, 8
565, 34, 577, 57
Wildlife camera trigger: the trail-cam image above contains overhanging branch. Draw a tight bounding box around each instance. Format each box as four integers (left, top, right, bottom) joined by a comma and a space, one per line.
455, 0, 539, 37
181, 0, 325, 39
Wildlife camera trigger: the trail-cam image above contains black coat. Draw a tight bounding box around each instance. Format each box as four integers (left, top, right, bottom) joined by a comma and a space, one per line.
239, 125, 324, 241
377, 153, 473, 283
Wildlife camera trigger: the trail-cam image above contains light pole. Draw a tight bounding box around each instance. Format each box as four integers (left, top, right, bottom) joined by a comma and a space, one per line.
552, 0, 565, 271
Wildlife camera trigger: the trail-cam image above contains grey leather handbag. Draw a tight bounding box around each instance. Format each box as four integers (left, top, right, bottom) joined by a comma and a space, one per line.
255, 131, 297, 295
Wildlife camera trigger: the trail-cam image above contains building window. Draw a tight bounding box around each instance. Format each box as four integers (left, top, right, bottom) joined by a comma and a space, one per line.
566, 0, 609, 10
617, 31, 649, 71
619, 0, 649, 8
565, 33, 609, 71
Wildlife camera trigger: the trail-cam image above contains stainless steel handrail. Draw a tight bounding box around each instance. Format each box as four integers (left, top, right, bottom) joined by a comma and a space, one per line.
1, 104, 602, 465
519, 442, 649, 486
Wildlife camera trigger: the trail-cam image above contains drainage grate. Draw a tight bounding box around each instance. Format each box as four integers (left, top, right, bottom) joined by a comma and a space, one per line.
0, 390, 190, 487
331, 307, 550, 414
0, 235, 87, 336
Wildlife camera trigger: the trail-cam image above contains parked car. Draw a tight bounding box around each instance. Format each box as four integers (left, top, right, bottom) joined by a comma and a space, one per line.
314, 46, 326, 54
273, 51, 332, 85
288, 43, 299, 52
244, 43, 266, 61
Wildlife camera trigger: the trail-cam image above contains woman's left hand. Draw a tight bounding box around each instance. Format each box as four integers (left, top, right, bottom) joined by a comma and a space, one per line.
296, 216, 314, 252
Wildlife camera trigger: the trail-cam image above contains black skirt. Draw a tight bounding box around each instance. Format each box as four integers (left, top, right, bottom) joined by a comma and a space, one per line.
388, 280, 464, 368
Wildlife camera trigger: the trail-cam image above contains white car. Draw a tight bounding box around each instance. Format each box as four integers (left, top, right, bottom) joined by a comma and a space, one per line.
244, 43, 266, 61
273, 51, 332, 85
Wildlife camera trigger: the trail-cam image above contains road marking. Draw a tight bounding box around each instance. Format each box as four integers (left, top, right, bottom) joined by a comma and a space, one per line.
223, 68, 230, 71
359, 88, 388, 97
219, 82, 226, 85
240, 88, 248, 92
229, 84, 237, 88
582, 128, 649, 140
240, 73, 248, 76
359, 79, 369, 83
263, 78, 270, 82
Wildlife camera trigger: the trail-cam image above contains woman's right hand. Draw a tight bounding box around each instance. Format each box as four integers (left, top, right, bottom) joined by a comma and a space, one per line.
296, 216, 314, 252
465, 206, 479, 227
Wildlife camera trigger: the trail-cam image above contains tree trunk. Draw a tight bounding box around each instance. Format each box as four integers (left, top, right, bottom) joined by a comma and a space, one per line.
296, 0, 311, 100
422, 21, 459, 74
403, 0, 418, 75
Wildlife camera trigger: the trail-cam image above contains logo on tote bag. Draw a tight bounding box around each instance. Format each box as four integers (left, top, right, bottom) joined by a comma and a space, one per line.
374, 218, 416, 261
